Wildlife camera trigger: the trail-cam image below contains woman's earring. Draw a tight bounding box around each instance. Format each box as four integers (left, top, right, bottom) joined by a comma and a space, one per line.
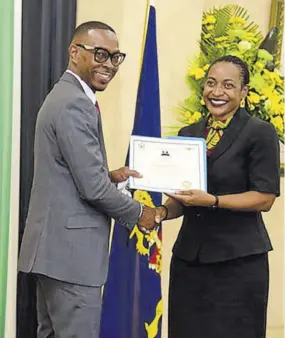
240, 97, 245, 108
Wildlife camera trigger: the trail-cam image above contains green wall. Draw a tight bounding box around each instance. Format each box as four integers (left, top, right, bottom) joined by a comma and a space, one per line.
0, 1, 14, 336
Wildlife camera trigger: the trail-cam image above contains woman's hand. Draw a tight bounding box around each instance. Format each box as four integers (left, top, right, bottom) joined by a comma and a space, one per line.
154, 206, 168, 223
167, 190, 216, 207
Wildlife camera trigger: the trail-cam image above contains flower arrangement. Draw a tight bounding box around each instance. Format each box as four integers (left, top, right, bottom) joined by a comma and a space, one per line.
175, 5, 284, 142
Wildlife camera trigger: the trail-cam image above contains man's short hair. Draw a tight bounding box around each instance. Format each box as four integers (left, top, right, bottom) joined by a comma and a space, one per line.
71, 21, 116, 41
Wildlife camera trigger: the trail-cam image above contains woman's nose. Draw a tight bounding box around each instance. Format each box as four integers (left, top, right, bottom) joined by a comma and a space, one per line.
212, 85, 224, 96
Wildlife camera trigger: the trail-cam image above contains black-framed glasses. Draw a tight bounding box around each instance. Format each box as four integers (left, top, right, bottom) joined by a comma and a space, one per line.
75, 44, 126, 67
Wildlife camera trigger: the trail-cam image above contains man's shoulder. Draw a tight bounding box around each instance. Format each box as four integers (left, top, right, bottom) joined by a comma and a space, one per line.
36, 79, 94, 131
43, 77, 92, 112
53, 76, 87, 101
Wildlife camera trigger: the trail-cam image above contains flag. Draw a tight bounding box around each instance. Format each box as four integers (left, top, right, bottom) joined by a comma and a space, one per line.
100, 2, 162, 338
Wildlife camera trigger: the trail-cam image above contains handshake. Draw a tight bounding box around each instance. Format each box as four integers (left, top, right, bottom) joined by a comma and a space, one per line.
111, 167, 171, 232
137, 205, 168, 232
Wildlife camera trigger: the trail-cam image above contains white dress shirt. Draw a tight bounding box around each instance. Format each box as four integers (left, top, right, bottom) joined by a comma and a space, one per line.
66, 69, 96, 105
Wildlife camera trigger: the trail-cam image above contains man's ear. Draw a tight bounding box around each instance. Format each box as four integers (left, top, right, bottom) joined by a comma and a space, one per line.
69, 44, 79, 65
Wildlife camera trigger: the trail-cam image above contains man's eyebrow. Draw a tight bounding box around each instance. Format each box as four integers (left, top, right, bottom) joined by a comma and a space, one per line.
95, 46, 120, 52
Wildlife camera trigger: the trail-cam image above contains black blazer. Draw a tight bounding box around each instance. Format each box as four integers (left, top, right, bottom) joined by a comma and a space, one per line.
173, 108, 280, 263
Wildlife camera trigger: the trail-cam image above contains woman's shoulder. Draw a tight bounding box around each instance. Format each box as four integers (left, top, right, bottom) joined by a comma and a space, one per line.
246, 115, 277, 137
178, 124, 195, 136
178, 118, 206, 137
243, 115, 279, 151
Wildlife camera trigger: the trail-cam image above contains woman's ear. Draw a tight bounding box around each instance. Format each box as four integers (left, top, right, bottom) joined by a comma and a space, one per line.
242, 84, 249, 98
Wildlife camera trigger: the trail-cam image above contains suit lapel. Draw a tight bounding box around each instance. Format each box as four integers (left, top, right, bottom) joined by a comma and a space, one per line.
208, 108, 250, 165
60, 72, 109, 168
95, 103, 109, 169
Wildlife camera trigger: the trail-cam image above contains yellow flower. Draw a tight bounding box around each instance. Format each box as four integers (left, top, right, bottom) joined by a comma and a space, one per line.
214, 36, 228, 42
249, 104, 255, 111
200, 98, 206, 105
188, 111, 202, 124
247, 91, 261, 104
271, 99, 284, 115
206, 25, 215, 31
202, 15, 216, 25
193, 111, 202, 120
244, 33, 258, 42
273, 103, 284, 116
271, 116, 284, 132
244, 32, 255, 39
268, 71, 283, 86
204, 33, 211, 39
184, 111, 191, 119
261, 88, 283, 115
261, 85, 276, 98
262, 69, 282, 86
203, 64, 210, 71
255, 61, 265, 70
189, 67, 205, 80
229, 17, 246, 25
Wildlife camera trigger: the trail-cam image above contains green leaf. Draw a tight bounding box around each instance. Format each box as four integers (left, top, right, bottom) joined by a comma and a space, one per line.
257, 49, 274, 61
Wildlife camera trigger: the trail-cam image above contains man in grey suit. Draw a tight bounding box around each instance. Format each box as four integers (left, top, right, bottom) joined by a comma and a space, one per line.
19, 21, 156, 338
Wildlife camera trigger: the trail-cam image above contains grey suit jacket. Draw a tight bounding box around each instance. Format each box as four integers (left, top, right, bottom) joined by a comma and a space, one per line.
19, 72, 141, 287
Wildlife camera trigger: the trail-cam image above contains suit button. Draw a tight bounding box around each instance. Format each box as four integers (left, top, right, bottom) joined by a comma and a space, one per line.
197, 213, 200, 217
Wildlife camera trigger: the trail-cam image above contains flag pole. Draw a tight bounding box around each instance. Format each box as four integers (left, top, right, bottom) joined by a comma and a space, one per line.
139, 0, 151, 75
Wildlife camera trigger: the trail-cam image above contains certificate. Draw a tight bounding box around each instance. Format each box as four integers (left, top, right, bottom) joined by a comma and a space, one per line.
129, 135, 207, 193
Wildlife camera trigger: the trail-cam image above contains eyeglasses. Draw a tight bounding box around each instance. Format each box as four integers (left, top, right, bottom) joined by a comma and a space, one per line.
75, 44, 126, 67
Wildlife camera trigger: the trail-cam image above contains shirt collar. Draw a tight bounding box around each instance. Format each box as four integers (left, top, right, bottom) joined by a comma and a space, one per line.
207, 115, 233, 130
66, 70, 96, 105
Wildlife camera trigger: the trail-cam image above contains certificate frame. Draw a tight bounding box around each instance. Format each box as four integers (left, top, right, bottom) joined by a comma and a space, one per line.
129, 135, 207, 193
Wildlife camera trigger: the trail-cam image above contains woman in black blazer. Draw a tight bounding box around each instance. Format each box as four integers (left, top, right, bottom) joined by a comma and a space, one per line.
156, 55, 280, 338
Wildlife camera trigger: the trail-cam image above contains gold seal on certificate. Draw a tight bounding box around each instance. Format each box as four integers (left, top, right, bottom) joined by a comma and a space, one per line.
129, 135, 207, 193
182, 181, 192, 189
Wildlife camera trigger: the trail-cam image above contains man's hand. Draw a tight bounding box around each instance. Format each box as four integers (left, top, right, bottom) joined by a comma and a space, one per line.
138, 205, 156, 231
110, 166, 142, 183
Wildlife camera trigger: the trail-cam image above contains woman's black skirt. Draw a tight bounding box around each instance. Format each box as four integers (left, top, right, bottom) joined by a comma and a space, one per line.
169, 253, 269, 338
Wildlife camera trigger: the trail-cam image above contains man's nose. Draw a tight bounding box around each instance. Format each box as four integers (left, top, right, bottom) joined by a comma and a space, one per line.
102, 56, 113, 68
